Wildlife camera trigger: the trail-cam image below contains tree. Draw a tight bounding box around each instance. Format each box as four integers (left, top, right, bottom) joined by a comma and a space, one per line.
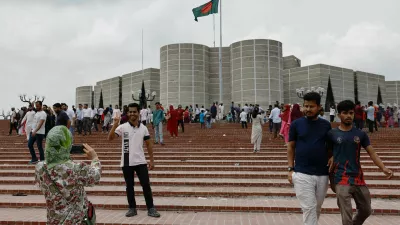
99, 89, 104, 109
377, 86, 383, 105
354, 72, 359, 103
325, 76, 335, 112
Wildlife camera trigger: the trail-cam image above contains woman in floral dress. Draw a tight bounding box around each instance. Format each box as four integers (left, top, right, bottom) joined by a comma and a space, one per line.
35, 126, 102, 224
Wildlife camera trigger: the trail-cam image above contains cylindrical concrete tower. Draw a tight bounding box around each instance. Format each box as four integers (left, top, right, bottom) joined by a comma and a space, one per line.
160, 43, 210, 108
75, 86, 93, 106
230, 39, 283, 109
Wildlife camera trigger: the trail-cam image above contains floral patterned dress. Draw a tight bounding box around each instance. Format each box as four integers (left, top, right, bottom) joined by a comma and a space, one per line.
35, 160, 101, 225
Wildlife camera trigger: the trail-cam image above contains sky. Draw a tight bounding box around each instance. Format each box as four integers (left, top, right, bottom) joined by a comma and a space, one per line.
1, 0, 400, 114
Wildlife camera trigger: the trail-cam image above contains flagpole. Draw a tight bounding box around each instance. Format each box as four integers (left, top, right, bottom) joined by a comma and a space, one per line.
142, 28, 144, 72
213, 14, 216, 47
218, 0, 223, 104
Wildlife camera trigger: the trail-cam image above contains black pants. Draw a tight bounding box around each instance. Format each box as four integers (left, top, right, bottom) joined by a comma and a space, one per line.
92, 118, 98, 131
374, 119, 378, 131
241, 121, 247, 129
142, 120, 147, 126
367, 119, 374, 133
9, 122, 18, 135
77, 120, 83, 134
83, 117, 91, 135
330, 115, 335, 123
177, 120, 184, 132
355, 119, 364, 130
122, 164, 154, 210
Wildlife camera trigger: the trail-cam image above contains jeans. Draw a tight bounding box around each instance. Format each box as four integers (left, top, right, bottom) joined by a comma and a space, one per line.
206, 120, 211, 128
154, 122, 163, 143
336, 185, 371, 225
122, 165, 155, 210
28, 133, 45, 162
292, 172, 329, 225
83, 117, 91, 135
273, 122, 282, 138
330, 115, 335, 122
92, 118, 98, 131
268, 119, 273, 132
241, 121, 247, 129
177, 120, 184, 132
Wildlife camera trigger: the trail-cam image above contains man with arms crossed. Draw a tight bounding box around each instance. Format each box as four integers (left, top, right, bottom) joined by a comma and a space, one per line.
287, 92, 332, 225
327, 100, 393, 225
108, 103, 160, 218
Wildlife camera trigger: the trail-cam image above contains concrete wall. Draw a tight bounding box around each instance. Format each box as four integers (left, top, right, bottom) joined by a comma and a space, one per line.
356, 71, 386, 106
283, 64, 354, 107
230, 39, 283, 109
209, 47, 231, 106
93, 76, 121, 108
385, 81, 400, 106
121, 68, 160, 107
160, 43, 210, 108
75, 86, 93, 106
283, 55, 301, 70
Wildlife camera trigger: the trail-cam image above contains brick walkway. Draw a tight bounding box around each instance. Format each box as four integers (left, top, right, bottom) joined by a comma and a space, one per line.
0, 208, 400, 225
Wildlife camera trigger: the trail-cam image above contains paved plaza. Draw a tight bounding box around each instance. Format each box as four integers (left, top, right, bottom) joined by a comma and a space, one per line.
0, 121, 399, 224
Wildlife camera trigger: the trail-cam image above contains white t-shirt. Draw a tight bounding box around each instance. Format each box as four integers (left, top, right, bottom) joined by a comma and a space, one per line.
330, 108, 336, 116
23, 111, 36, 127
66, 109, 75, 120
140, 109, 148, 121
115, 122, 150, 167
112, 109, 122, 119
98, 108, 104, 116
240, 111, 248, 122
82, 108, 92, 118
91, 108, 98, 118
10, 111, 16, 123
32, 111, 47, 134
243, 106, 249, 113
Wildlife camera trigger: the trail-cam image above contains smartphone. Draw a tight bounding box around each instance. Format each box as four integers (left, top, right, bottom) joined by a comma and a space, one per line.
70, 144, 85, 154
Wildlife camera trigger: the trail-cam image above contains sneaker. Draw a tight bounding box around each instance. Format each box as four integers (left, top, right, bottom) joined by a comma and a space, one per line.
253, 149, 257, 153
154, 141, 159, 144
29, 160, 38, 165
148, 208, 161, 217
125, 208, 137, 217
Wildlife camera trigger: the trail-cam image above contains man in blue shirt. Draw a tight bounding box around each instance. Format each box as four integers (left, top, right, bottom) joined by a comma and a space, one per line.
327, 100, 393, 225
287, 92, 332, 225
152, 102, 165, 145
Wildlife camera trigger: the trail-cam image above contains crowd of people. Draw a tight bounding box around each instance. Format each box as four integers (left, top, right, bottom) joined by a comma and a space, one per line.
3, 96, 398, 225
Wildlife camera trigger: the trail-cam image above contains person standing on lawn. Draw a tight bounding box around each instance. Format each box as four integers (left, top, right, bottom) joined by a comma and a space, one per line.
327, 100, 393, 225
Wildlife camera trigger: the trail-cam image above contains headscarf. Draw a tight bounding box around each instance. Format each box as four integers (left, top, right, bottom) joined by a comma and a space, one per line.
45, 126, 72, 169
290, 104, 303, 122
280, 104, 291, 122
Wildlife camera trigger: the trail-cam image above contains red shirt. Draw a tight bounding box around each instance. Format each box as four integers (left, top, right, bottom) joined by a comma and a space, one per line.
354, 105, 363, 120
177, 109, 184, 120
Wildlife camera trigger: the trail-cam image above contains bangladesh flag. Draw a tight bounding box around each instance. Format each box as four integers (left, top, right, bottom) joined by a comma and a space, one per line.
192, 0, 219, 22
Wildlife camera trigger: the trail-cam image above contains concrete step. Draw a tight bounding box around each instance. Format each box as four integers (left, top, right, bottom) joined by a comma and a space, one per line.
1, 170, 398, 180
1, 184, 399, 199
1, 164, 399, 173
1, 195, 399, 215
2, 176, 400, 189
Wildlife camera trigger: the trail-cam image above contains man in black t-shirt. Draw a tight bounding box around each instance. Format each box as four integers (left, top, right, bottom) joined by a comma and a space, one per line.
53, 103, 71, 128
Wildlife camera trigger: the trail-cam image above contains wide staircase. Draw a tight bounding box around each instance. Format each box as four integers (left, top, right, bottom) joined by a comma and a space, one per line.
0, 121, 399, 225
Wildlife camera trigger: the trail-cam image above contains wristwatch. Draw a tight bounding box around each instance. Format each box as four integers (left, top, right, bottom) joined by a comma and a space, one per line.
288, 167, 294, 172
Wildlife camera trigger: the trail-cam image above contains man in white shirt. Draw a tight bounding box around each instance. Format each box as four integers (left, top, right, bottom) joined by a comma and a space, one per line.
329, 105, 336, 122
76, 104, 84, 135
240, 109, 248, 129
21, 107, 36, 141
140, 107, 148, 125
147, 106, 153, 124
108, 103, 161, 218
82, 104, 93, 136
364, 101, 376, 133
218, 103, 224, 121
195, 104, 200, 123
28, 101, 47, 164
91, 105, 99, 132
269, 104, 282, 139
8, 108, 18, 136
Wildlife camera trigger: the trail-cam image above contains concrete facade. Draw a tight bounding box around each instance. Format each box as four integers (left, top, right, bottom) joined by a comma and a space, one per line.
283, 64, 354, 107
121, 68, 160, 107
160, 43, 210, 108
93, 76, 121, 108
209, 47, 231, 105
356, 71, 386, 106
385, 81, 400, 106
283, 55, 301, 70
230, 39, 284, 109
75, 86, 93, 106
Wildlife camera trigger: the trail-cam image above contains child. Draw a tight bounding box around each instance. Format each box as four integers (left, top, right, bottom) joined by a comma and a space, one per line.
205, 109, 212, 129
199, 110, 205, 129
